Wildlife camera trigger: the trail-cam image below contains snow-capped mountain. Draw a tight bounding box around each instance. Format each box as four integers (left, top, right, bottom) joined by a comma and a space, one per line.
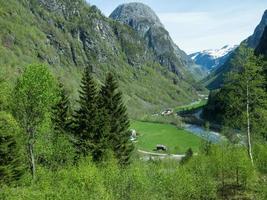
190, 45, 237, 72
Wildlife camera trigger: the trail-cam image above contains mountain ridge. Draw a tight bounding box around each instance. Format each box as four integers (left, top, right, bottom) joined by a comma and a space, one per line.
109, 2, 204, 80
190, 45, 237, 72
0, 0, 199, 117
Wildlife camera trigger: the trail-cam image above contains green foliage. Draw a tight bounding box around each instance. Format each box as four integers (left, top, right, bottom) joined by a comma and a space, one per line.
181, 148, 193, 164
12, 64, 57, 130
203, 90, 226, 123
100, 73, 133, 164
50, 82, 74, 168
188, 144, 257, 199
175, 99, 208, 112
204, 47, 267, 140
12, 64, 57, 177
0, 143, 266, 200
140, 114, 182, 127
223, 47, 267, 130
0, 68, 13, 111
73, 67, 108, 161
52, 82, 71, 136
254, 143, 267, 173
0, 111, 24, 185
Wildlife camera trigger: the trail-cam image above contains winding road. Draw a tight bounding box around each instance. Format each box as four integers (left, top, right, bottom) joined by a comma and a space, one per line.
138, 150, 185, 161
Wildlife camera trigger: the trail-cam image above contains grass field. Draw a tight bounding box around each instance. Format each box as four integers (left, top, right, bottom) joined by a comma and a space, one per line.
131, 121, 202, 154
175, 99, 208, 112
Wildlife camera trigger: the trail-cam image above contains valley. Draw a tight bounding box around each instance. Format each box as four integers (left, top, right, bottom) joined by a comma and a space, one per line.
0, 0, 267, 199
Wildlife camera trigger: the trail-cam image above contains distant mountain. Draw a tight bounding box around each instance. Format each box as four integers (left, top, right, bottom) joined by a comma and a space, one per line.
204, 9, 267, 90
110, 2, 204, 80
190, 45, 237, 72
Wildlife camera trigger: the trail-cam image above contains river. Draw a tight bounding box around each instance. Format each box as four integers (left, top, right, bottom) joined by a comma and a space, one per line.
183, 123, 225, 143
179, 106, 225, 143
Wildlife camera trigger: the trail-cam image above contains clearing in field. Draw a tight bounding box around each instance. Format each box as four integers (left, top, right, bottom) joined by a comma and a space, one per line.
131, 121, 202, 154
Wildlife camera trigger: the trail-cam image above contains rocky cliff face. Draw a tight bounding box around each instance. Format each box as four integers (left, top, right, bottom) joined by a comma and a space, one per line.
255, 26, 267, 57
246, 10, 267, 48
110, 3, 196, 80
110, 2, 163, 36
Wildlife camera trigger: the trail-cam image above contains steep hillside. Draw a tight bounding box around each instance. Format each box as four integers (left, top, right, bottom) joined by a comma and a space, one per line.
246, 10, 267, 48
0, 0, 199, 117
204, 9, 267, 90
190, 45, 237, 72
109, 2, 203, 81
255, 26, 267, 57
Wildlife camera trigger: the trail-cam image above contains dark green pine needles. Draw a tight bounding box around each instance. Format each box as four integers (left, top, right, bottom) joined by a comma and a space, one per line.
73, 67, 109, 162
100, 73, 134, 165
0, 112, 23, 185
52, 82, 70, 138
72, 68, 133, 164
51, 82, 74, 167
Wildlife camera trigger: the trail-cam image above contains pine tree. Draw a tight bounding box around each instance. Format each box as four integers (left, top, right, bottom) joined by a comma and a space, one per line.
73, 66, 108, 161
51, 82, 74, 167
52, 82, 70, 139
99, 73, 134, 165
0, 112, 24, 185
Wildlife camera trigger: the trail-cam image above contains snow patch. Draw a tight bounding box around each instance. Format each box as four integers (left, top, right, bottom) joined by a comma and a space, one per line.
200, 45, 237, 59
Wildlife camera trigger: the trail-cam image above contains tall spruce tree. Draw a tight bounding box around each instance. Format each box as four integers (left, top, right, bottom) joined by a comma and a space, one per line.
51, 82, 74, 167
0, 112, 23, 185
52, 82, 70, 138
73, 66, 108, 161
100, 73, 134, 165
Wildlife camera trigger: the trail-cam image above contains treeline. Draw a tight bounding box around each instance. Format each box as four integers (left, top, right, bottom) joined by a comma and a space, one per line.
0, 64, 133, 184
203, 46, 267, 161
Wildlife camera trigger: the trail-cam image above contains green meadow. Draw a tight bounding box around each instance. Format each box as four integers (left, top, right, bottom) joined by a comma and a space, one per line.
131, 121, 202, 154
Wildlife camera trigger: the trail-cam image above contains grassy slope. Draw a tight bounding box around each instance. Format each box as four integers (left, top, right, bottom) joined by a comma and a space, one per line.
131, 121, 201, 154
0, 0, 199, 118
175, 99, 207, 112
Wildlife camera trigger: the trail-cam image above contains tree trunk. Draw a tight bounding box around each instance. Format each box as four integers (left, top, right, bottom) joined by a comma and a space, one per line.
27, 127, 36, 180
246, 80, 254, 165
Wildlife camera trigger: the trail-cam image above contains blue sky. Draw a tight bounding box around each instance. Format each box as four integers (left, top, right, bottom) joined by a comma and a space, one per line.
86, 0, 267, 53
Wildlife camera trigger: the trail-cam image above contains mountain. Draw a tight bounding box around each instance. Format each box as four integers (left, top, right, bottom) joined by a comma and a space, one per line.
246, 10, 267, 48
0, 0, 199, 117
204, 9, 267, 90
190, 45, 237, 72
109, 2, 202, 80
255, 26, 267, 57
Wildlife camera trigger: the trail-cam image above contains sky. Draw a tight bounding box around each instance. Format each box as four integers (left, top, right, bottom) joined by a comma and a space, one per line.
86, 0, 267, 54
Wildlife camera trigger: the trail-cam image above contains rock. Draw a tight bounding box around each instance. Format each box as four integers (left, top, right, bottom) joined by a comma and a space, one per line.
110, 2, 197, 79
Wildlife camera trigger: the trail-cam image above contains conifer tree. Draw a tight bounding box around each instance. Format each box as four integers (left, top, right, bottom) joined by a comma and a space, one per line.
99, 73, 134, 164
51, 82, 74, 167
0, 112, 23, 185
73, 66, 108, 161
52, 82, 70, 138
